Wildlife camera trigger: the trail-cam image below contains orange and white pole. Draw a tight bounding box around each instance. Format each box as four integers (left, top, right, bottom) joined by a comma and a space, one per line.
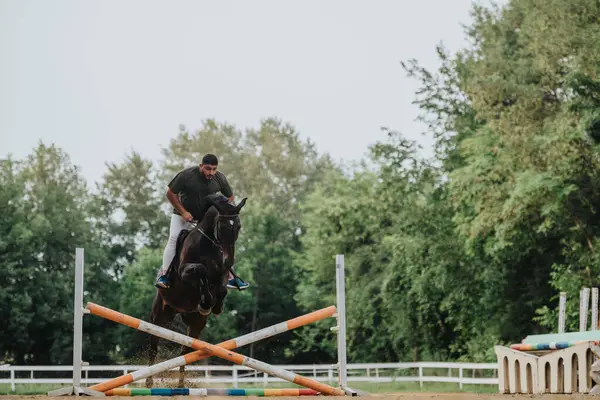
86, 303, 345, 396
89, 305, 336, 392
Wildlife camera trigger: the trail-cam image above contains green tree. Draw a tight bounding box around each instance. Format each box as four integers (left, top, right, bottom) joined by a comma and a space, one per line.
92, 151, 169, 279
114, 248, 177, 362
161, 118, 334, 213
397, 0, 600, 353
292, 131, 477, 362
229, 201, 301, 362
0, 143, 116, 364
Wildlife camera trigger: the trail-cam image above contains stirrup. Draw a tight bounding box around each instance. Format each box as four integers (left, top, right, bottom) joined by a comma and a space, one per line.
155, 275, 170, 289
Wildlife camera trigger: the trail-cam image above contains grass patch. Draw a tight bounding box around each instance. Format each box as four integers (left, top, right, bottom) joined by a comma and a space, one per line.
348, 382, 497, 394
0, 383, 64, 395
0, 382, 497, 395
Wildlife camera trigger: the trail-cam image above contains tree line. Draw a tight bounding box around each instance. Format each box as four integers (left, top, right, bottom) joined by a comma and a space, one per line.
2, 0, 599, 366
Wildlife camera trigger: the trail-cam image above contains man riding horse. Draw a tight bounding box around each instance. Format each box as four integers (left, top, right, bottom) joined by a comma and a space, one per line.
155, 153, 249, 291
147, 167, 247, 387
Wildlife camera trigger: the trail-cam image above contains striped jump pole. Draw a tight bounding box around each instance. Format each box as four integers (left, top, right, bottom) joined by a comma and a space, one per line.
89, 305, 337, 392
86, 302, 345, 396
106, 388, 319, 396
510, 340, 600, 351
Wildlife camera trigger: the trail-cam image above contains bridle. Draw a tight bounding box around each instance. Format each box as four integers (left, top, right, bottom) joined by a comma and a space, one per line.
189, 213, 240, 253
181, 213, 244, 290
167, 207, 242, 287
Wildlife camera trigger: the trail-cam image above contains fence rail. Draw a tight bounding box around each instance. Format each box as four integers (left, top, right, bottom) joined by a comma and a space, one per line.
0, 362, 498, 392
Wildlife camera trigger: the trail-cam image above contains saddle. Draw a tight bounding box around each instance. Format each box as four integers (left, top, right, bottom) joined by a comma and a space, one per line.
165, 228, 191, 279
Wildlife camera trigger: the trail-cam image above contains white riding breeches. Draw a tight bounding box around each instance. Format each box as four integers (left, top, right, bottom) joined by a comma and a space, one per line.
158, 214, 194, 276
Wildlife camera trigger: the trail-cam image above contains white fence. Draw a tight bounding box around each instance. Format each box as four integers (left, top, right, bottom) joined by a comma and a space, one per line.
0, 362, 498, 392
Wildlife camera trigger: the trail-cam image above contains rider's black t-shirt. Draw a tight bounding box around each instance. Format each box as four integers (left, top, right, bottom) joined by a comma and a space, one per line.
167, 166, 233, 220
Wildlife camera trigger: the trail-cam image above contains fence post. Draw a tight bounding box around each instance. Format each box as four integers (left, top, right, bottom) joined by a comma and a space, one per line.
592, 288, 599, 330
581, 288, 590, 332
419, 366, 423, 388
558, 292, 567, 333
459, 367, 463, 390
232, 367, 238, 389
10, 369, 15, 392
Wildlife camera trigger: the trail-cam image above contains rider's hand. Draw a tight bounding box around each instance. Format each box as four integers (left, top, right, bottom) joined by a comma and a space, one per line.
182, 211, 193, 221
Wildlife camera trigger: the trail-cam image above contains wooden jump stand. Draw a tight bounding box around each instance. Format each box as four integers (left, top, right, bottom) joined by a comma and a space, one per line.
495, 288, 600, 394
48, 249, 359, 396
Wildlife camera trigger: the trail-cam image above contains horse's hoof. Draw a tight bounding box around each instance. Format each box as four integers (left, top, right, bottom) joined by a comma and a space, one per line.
145, 377, 153, 388
212, 303, 224, 316
197, 305, 211, 316
177, 380, 186, 389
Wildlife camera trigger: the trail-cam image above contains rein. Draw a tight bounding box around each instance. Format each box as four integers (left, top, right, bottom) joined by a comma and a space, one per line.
189, 213, 239, 249
189, 220, 218, 248
188, 212, 243, 289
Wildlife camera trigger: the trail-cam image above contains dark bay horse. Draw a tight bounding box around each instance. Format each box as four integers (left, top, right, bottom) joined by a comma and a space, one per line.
146, 194, 247, 388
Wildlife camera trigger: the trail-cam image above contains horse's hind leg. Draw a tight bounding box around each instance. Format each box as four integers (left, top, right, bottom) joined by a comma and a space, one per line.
177, 312, 209, 388
146, 294, 176, 388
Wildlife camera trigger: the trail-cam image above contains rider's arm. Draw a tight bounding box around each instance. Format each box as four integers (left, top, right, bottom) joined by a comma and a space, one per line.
166, 188, 188, 214
215, 171, 235, 203
166, 170, 191, 216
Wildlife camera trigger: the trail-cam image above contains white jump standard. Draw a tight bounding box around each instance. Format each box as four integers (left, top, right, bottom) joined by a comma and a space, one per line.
48, 248, 103, 397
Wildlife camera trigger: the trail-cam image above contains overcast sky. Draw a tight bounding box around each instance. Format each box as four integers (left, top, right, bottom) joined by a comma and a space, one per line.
0, 0, 492, 185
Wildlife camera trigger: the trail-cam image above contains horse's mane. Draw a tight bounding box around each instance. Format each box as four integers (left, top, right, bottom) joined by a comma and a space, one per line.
205, 194, 240, 215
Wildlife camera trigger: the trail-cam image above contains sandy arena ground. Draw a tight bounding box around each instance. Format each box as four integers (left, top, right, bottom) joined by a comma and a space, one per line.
2, 393, 597, 400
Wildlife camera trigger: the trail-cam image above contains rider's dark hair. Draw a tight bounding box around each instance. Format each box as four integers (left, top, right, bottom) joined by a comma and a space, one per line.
202, 154, 218, 165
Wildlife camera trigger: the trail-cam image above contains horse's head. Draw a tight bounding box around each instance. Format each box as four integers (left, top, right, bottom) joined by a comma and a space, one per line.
203, 194, 247, 270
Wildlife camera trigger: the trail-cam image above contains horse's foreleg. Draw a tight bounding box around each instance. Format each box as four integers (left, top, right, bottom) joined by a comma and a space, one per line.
178, 313, 209, 388
212, 283, 228, 316
145, 335, 160, 388
146, 294, 176, 388
198, 277, 213, 315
